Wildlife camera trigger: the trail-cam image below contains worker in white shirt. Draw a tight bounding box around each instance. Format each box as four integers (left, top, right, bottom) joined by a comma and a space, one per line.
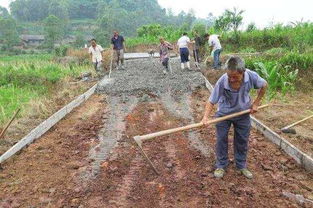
177, 32, 191, 70
205, 33, 222, 69
88, 39, 104, 78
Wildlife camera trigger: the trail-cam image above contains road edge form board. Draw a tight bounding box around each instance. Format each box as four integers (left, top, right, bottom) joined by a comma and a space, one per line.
201, 73, 313, 173
0, 81, 101, 164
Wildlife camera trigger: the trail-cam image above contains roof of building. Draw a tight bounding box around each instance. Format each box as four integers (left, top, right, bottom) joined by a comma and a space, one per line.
20, 35, 45, 41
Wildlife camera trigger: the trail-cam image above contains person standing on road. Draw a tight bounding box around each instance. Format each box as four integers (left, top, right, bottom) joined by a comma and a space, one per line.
204, 33, 222, 69
192, 31, 202, 69
88, 39, 104, 78
159, 37, 173, 75
177, 32, 191, 70
111, 31, 126, 70
201, 56, 267, 179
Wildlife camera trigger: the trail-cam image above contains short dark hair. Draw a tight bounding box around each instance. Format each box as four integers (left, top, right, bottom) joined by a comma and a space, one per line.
204, 33, 210, 38
91, 38, 96, 42
225, 56, 245, 72
183, 32, 188, 36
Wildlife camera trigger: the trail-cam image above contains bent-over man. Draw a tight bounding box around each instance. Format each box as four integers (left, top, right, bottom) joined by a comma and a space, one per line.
205, 33, 222, 69
159, 37, 173, 75
202, 56, 267, 179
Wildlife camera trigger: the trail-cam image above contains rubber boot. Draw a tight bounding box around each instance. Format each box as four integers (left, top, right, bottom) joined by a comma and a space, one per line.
181, 63, 185, 70
186, 62, 191, 70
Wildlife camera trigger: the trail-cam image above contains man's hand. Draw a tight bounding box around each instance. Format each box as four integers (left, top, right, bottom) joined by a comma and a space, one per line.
250, 102, 259, 114
201, 116, 210, 126
202, 101, 214, 126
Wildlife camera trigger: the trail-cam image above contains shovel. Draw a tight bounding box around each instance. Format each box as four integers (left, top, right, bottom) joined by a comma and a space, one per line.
133, 104, 269, 175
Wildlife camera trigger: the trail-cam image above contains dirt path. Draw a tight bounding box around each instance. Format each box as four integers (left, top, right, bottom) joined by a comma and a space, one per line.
0, 58, 313, 207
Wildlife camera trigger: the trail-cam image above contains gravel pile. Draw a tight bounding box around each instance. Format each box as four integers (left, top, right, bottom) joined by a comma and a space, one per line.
97, 57, 206, 96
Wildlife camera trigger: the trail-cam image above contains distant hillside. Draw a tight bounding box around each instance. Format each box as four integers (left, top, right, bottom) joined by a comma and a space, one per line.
6, 0, 206, 46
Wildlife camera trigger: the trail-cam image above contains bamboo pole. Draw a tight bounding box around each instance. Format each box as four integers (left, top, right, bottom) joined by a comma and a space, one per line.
137, 104, 269, 142
0, 109, 20, 140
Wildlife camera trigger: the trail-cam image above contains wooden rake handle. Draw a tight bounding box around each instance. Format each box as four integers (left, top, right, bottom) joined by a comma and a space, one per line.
0, 108, 21, 140
136, 104, 269, 142
282, 114, 313, 130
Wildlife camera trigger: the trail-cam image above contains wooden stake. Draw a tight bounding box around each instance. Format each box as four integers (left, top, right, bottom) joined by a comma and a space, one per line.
0, 109, 21, 140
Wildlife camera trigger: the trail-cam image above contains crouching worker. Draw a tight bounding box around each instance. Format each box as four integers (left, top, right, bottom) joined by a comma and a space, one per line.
201, 56, 267, 179
159, 37, 173, 75
88, 39, 104, 78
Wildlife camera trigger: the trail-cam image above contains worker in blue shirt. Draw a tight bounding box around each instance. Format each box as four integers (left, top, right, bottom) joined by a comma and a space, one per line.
202, 56, 267, 179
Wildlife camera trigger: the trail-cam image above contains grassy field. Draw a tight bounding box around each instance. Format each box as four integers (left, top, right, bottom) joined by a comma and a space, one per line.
0, 54, 91, 125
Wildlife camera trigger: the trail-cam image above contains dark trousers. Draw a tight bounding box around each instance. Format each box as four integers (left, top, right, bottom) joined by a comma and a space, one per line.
162, 57, 169, 71
215, 114, 251, 169
193, 49, 200, 62
180, 48, 189, 63
213, 49, 222, 69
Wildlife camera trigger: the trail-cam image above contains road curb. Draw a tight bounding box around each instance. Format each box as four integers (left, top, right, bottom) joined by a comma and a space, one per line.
201, 73, 313, 173
0, 82, 99, 164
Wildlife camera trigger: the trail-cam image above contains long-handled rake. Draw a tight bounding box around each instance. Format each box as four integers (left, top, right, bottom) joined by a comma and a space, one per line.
133, 104, 269, 175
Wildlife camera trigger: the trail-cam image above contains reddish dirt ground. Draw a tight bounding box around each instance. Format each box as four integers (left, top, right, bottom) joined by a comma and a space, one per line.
0, 88, 313, 207
0, 81, 97, 156
0, 94, 106, 207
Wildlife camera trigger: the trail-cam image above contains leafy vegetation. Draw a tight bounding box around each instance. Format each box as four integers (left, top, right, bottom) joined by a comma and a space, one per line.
0, 54, 90, 124
252, 62, 298, 98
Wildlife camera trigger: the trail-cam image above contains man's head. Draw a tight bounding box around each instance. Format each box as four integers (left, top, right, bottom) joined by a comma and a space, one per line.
182, 32, 188, 36
225, 56, 246, 86
204, 33, 210, 40
159, 37, 165, 44
91, 39, 97, 47
113, 31, 119, 36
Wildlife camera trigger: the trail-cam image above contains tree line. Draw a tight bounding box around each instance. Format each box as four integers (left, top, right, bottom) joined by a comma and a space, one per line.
0, 0, 248, 51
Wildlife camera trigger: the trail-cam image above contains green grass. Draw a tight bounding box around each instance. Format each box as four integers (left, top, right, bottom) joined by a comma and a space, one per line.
0, 54, 89, 124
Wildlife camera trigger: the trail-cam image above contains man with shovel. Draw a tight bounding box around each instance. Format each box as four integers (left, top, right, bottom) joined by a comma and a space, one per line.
202, 56, 267, 179
191, 31, 202, 69
111, 31, 126, 70
204, 33, 222, 69
88, 39, 104, 79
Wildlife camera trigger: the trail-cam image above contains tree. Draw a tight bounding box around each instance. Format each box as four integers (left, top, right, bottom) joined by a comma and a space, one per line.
214, 15, 231, 32
214, 8, 244, 33
0, 17, 20, 48
44, 15, 63, 48
0, 6, 9, 18
49, 0, 69, 20
10, 0, 50, 21
192, 23, 206, 36
68, 0, 100, 19
246, 22, 257, 32
74, 34, 85, 48
206, 13, 215, 29
225, 8, 244, 34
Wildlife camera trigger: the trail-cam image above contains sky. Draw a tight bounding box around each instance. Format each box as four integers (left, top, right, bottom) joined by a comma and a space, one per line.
0, 0, 312, 28
158, 0, 313, 28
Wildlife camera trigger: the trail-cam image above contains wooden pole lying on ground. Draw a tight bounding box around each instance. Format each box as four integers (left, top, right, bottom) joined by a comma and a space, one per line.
133, 104, 269, 174
0, 109, 20, 140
